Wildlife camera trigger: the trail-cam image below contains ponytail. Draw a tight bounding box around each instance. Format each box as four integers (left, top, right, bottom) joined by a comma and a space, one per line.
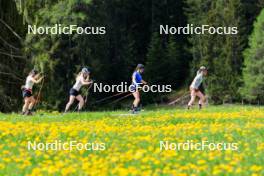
135, 64, 144, 71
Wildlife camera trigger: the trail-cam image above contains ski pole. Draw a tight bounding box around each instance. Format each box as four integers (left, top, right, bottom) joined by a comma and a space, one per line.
91, 91, 130, 105
35, 76, 45, 108
168, 92, 189, 105
73, 83, 93, 112
111, 92, 133, 104
84, 83, 93, 103
109, 87, 145, 104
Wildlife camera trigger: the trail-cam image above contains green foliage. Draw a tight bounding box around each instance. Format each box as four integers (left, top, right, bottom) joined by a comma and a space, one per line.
166, 36, 186, 87
1, 0, 264, 112
23, 1, 88, 109
185, 0, 250, 104
145, 33, 187, 103
15, 0, 190, 110
146, 33, 184, 87
145, 32, 165, 84
0, 0, 26, 112
240, 9, 264, 102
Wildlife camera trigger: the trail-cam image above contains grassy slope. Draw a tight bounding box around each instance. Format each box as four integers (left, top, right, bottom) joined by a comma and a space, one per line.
0, 105, 263, 175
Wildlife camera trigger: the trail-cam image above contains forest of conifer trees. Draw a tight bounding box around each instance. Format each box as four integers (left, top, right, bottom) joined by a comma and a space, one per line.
1, 0, 264, 112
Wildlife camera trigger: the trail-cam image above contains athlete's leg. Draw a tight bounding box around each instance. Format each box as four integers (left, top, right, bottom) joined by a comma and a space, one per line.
188, 89, 197, 107
132, 91, 140, 109
24, 96, 36, 115
76, 95, 84, 111
197, 91, 205, 109
65, 96, 76, 112
28, 97, 36, 111
22, 97, 30, 114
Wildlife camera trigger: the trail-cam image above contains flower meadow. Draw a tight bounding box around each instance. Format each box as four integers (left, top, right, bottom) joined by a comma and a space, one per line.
0, 106, 263, 176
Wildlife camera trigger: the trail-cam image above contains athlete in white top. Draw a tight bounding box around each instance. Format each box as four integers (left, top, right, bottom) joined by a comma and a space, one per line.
190, 72, 203, 90
188, 66, 208, 109
73, 75, 86, 91
65, 67, 93, 113
22, 70, 44, 115
25, 75, 35, 90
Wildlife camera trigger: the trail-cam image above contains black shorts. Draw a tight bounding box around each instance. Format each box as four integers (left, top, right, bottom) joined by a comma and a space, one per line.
22, 89, 32, 98
130, 85, 136, 93
130, 84, 141, 93
69, 88, 80, 96
198, 83, 205, 95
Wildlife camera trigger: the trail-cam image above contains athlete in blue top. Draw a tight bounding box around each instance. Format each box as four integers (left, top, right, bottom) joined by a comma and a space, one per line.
131, 64, 147, 113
